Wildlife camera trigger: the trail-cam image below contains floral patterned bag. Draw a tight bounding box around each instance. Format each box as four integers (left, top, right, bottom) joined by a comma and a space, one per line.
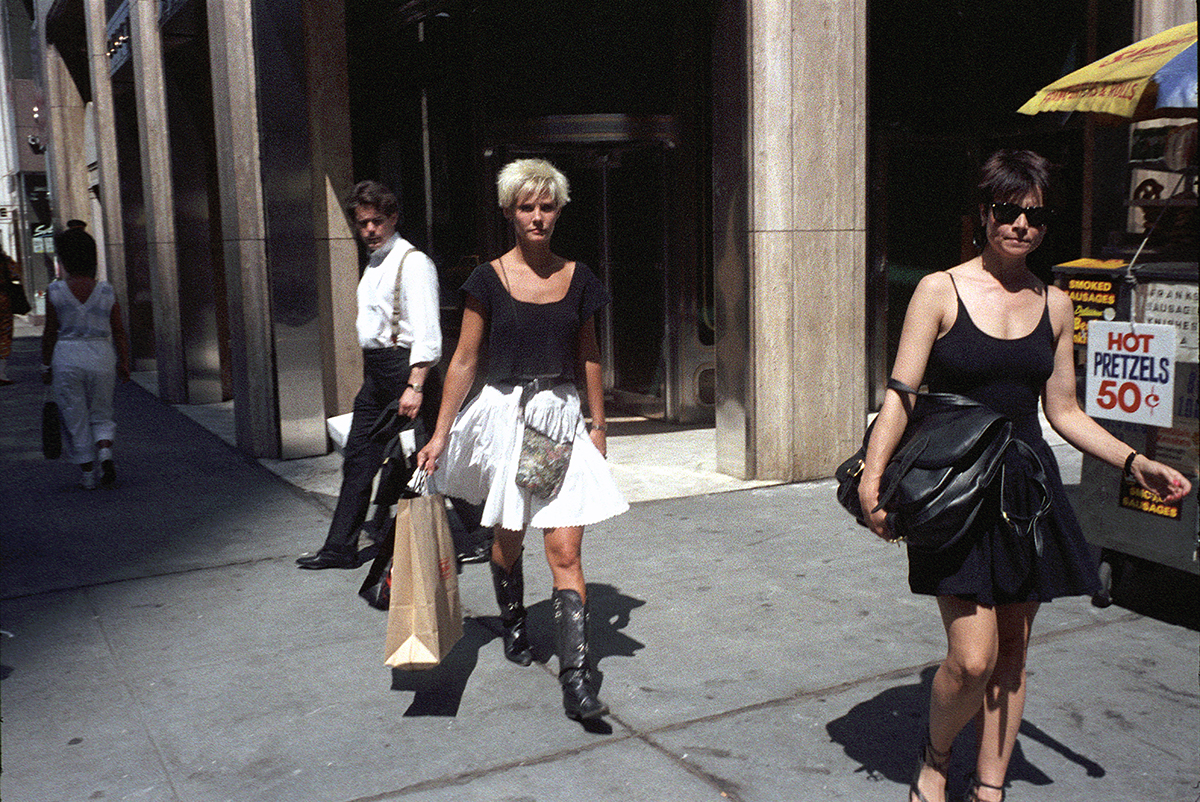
515, 424, 573, 499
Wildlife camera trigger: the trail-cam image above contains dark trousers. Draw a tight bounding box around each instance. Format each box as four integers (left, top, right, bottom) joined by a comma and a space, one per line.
319, 347, 440, 555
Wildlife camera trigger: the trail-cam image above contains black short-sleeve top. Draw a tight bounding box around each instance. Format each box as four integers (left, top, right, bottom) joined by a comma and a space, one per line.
461, 261, 610, 384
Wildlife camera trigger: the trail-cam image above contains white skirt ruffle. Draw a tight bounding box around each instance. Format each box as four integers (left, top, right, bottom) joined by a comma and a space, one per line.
432, 383, 628, 531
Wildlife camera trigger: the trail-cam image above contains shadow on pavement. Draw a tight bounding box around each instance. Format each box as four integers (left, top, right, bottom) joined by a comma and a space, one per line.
1100, 556, 1199, 631
585, 582, 648, 663
1, 336, 332, 598
388, 583, 644, 722
391, 617, 494, 716
826, 665, 1106, 799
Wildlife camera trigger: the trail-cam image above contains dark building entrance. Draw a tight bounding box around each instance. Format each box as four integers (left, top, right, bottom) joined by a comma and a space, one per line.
486, 119, 709, 418
344, 0, 715, 421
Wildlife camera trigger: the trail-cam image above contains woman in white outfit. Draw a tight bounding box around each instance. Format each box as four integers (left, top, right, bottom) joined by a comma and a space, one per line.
417, 158, 627, 721
41, 227, 131, 489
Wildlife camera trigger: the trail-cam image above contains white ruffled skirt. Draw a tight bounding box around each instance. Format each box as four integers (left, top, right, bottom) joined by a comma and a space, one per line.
432, 383, 628, 531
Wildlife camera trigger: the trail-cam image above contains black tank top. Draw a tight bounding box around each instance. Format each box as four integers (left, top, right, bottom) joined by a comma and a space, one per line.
924, 275, 1054, 442
461, 261, 610, 384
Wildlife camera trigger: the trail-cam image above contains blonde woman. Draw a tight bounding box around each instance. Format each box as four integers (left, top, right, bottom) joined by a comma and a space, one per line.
418, 158, 627, 721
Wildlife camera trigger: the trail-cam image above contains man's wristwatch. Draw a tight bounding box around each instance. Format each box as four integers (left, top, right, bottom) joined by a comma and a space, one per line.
407, 383, 423, 393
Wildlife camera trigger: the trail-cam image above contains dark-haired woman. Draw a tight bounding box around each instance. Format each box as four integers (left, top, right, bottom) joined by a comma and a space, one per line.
417, 158, 627, 721
859, 150, 1190, 802
42, 227, 131, 489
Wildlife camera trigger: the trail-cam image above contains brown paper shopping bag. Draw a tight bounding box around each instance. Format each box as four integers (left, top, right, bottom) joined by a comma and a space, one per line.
384, 493, 463, 669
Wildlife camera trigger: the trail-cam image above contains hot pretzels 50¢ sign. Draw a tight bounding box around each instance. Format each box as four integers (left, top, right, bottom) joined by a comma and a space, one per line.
1085, 322, 1176, 428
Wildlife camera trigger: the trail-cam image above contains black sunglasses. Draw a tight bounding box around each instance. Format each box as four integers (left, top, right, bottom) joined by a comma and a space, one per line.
990, 202, 1053, 228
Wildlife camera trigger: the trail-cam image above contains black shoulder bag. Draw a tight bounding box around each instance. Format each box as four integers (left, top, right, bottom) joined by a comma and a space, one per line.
836, 379, 1050, 553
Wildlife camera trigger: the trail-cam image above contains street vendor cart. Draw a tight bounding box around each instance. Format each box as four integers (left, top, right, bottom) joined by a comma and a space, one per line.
1026, 23, 1199, 605
1054, 260, 1199, 603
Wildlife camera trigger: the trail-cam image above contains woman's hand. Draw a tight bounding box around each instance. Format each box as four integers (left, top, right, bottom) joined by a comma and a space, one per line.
589, 427, 607, 458
858, 477, 892, 540
852, 271, 947, 545
416, 434, 447, 473
1130, 455, 1192, 503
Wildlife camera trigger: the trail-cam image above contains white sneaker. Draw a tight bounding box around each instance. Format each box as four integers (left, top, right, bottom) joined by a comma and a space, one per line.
81, 469, 98, 490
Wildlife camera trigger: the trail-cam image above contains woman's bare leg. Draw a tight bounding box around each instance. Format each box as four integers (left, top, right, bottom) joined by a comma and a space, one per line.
971, 601, 1038, 801
544, 524, 606, 718
492, 526, 525, 570
912, 596, 1000, 802
543, 525, 585, 598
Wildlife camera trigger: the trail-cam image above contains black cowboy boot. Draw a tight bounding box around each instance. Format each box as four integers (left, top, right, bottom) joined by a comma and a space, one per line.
552, 588, 608, 720
490, 555, 533, 666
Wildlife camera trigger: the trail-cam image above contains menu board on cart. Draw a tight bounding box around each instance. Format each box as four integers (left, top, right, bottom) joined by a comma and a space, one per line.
1135, 280, 1200, 478
1136, 282, 1199, 362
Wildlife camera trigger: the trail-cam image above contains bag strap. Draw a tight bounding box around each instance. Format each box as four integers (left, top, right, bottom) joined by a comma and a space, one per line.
390, 247, 417, 346
999, 439, 1051, 556
888, 377, 999, 413
883, 376, 1052, 551
887, 378, 924, 415
496, 257, 530, 419
887, 378, 922, 397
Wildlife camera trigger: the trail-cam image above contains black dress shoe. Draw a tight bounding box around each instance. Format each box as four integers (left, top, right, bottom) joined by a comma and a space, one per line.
296, 550, 357, 569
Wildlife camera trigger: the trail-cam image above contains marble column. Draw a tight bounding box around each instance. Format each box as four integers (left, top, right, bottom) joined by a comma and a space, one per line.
1136, 0, 1196, 37
130, 0, 186, 402
742, 0, 867, 480
302, 0, 359, 421
83, 0, 127, 321
206, 0, 277, 457
42, 46, 90, 231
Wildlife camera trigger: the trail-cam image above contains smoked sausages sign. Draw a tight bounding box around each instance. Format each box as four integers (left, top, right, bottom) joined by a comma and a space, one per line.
1067, 275, 1119, 345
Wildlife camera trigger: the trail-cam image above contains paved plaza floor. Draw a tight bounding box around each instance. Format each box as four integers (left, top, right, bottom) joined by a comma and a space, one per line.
2, 330, 1196, 802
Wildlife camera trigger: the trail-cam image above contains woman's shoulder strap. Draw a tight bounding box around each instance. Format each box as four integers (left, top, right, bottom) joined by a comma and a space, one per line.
944, 270, 961, 299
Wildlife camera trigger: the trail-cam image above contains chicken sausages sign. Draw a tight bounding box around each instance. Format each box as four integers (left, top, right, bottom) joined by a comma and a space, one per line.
1085, 321, 1176, 428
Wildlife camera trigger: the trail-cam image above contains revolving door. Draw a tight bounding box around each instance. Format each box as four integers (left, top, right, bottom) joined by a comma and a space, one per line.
487, 115, 714, 423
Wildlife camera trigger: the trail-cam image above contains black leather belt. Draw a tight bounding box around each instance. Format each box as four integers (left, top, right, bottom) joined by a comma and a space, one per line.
507, 374, 571, 408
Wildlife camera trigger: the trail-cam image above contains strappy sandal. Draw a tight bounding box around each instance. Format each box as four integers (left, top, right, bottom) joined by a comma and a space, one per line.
965, 773, 1006, 802
908, 730, 952, 802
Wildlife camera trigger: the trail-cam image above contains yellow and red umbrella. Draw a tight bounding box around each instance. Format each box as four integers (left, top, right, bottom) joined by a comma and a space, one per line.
1018, 21, 1197, 121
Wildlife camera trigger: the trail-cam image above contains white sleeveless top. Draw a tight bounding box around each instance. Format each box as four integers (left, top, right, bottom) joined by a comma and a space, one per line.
47, 280, 115, 340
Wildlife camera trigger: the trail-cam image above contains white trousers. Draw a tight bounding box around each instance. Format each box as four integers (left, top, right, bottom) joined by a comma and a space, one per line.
52, 339, 117, 464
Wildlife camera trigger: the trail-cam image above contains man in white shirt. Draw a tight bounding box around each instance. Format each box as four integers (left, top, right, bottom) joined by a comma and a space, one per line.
298, 181, 442, 569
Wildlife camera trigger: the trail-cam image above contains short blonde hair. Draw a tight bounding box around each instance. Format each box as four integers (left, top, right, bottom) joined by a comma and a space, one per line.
496, 158, 570, 210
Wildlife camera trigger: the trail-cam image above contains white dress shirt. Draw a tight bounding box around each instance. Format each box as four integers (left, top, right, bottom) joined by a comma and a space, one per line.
355, 234, 442, 365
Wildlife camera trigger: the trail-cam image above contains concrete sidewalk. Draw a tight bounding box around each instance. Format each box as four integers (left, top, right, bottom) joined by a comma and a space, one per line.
2, 332, 1197, 802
